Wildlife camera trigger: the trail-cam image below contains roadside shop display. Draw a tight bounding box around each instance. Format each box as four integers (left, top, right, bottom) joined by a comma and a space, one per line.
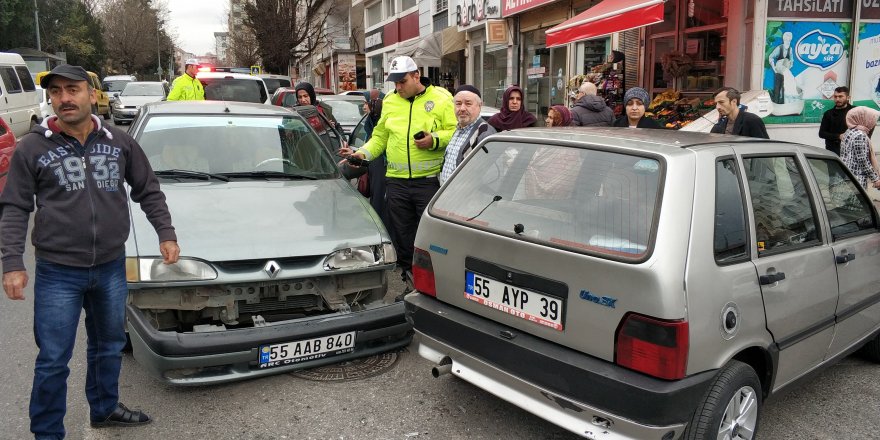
645, 89, 716, 130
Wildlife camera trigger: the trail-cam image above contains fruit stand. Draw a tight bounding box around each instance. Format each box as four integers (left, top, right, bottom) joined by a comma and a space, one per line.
646, 89, 716, 130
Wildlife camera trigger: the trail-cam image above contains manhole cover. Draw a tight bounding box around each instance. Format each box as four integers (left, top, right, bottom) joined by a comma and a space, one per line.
290, 352, 400, 382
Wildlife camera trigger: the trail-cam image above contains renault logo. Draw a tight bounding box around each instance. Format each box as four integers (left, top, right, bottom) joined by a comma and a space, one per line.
264, 260, 281, 278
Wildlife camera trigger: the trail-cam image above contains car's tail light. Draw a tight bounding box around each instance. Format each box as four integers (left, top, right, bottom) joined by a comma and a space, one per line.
615, 313, 688, 380
412, 247, 436, 297
197, 66, 213, 72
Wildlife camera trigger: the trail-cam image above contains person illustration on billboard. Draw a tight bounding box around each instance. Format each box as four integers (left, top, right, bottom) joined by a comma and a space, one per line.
768, 32, 794, 105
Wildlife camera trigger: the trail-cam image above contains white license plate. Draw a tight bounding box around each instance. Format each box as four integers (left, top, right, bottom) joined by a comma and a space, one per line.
258, 331, 355, 368
464, 271, 564, 331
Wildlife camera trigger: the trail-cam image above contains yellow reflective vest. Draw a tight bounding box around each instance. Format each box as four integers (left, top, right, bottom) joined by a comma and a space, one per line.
360, 80, 456, 179
167, 74, 205, 101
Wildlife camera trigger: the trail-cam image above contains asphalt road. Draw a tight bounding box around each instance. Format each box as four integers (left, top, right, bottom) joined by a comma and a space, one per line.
0, 119, 877, 439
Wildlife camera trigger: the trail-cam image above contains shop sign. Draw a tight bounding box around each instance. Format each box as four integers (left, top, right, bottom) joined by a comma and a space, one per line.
527, 66, 546, 79
851, 23, 880, 109
863, 0, 880, 19
337, 53, 357, 92
761, 21, 852, 125
767, 0, 852, 20
486, 19, 508, 44
452, 0, 501, 31
501, 0, 555, 17
365, 29, 384, 52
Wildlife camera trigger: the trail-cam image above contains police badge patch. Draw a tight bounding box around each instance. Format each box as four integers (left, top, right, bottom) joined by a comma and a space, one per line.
424, 101, 434, 112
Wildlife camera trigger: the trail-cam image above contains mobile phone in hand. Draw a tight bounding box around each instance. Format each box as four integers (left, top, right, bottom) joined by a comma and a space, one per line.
413, 131, 426, 140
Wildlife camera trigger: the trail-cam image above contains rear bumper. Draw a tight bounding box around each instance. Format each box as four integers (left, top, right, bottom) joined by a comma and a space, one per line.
127, 302, 412, 385
405, 293, 716, 439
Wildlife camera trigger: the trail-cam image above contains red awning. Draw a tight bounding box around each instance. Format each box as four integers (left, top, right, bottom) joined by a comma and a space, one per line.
545, 0, 665, 48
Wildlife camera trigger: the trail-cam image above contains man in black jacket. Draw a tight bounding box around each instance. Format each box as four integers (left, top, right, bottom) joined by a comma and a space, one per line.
711, 87, 769, 139
818, 86, 853, 155
0, 65, 179, 439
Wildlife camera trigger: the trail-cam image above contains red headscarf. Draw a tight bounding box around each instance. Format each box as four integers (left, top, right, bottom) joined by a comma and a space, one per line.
550, 105, 573, 127
488, 85, 537, 131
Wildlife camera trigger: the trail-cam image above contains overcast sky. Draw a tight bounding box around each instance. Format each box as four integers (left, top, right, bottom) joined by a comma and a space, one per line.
165, 0, 227, 55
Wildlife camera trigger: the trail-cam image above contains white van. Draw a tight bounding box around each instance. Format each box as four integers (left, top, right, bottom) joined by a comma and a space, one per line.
0, 53, 41, 137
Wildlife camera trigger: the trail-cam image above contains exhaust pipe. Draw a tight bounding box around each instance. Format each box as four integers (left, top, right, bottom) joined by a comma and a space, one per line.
431, 356, 453, 378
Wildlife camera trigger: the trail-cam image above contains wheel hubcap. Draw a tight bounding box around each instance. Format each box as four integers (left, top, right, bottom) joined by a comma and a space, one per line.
717, 385, 758, 440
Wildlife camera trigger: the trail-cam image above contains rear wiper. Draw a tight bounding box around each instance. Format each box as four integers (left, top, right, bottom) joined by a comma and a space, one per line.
154, 169, 230, 182
217, 171, 318, 180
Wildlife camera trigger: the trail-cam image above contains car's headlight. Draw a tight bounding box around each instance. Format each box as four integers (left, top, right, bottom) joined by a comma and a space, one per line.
112, 101, 121, 109
323, 243, 397, 270
126, 257, 217, 282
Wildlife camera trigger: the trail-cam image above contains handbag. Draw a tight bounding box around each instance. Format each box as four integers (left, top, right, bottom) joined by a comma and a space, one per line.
357, 172, 370, 197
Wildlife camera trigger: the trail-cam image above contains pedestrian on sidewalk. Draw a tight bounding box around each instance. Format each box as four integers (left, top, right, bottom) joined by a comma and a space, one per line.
818, 86, 853, 156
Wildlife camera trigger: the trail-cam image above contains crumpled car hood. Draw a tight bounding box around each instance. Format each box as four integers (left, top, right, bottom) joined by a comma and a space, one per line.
128, 179, 385, 261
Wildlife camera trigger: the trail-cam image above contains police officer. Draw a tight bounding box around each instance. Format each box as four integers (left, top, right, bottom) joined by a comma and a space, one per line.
167, 58, 205, 101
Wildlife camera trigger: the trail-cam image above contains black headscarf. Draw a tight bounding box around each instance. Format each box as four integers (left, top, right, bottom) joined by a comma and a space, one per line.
294, 82, 317, 106
488, 85, 537, 131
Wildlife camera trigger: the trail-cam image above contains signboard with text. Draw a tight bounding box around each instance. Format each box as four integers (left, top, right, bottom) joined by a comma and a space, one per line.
851, 22, 880, 109
365, 29, 384, 52
337, 53, 357, 91
501, 0, 555, 17
767, 0, 852, 20
452, 0, 502, 31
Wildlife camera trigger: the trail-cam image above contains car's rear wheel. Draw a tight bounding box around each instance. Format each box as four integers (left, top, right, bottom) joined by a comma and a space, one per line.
103, 107, 111, 120
860, 332, 880, 362
685, 360, 761, 440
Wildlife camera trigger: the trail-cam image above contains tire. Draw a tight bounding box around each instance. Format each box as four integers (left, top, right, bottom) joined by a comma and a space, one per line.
860, 332, 880, 362
685, 360, 762, 440
103, 108, 111, 120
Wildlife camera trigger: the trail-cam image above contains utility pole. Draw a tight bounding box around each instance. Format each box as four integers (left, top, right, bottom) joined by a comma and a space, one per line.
34, 0, 41, 51
157, 19, 163, 80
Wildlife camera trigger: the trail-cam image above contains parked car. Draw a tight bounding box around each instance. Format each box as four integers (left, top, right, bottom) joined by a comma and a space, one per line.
111, 81, 167, 124
0, 52, 41, 137
35, 85, 53, 120
339, 90, 368, 96
0, 116, 16, 192
102, 74, 137, 105
196, 71, 270, 104
124, 100, 408, 384
291, 104, 345, 155
256, 73, 292, 94
405, 128, 880, 439
319, 95, 366, 135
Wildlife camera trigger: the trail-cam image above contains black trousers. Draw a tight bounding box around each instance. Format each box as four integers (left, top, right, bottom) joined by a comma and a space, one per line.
385, 176, 440, 273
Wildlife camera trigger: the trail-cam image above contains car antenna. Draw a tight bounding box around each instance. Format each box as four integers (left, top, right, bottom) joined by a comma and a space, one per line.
467, 195, 502, 221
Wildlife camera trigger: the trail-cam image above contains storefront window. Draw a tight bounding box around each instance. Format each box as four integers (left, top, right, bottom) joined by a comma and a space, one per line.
651, 0, 678, 35
482, 44, 507, 108
683, 28, 725, 91
522, 29, 566, 122
684, 0, 726, 29
370, 54, 384, 89
472, 44, 482, 93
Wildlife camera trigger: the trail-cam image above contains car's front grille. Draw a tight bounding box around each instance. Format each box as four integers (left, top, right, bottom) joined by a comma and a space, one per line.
213, 256, 322, 272
238, 295, 320, 313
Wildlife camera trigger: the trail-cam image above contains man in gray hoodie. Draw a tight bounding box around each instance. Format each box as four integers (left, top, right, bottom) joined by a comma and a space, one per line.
570, 82, 613, 127
0, 64, 179, 439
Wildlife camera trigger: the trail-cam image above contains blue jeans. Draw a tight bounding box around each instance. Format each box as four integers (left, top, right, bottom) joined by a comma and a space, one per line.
31, 255, 128, 440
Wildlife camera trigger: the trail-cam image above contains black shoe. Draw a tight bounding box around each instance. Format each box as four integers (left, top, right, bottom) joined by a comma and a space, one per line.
90, 403, 152, 428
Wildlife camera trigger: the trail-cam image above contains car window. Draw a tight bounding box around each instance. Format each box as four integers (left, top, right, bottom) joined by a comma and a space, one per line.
807, 158, 877, 239
715, 158, 749, 263
103, 80, 131, 93
14, 66, 35, 91
201, 78, 267, 103
281, 92, 298, 108
122, 83, 165, 96
743, 156, 820, 255
137, 115, 338, 178
349, 115, 369, 148
321, 99, 366, 125
0, 67, 22, 94
262, 78, 290, 94
431, 141, 662, 260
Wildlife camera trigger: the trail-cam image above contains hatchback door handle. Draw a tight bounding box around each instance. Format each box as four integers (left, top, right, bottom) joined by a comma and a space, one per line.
835, 253, 855, 264
759, 272, 786, 285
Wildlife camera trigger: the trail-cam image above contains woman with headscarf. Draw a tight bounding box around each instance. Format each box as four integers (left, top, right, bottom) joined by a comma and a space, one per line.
361, 89, 384, 140
612, 87, 662, 129
488, 85, 537, 131
545, 105, 573, 127
294, 82, 342, 131
841, 106, 880, 189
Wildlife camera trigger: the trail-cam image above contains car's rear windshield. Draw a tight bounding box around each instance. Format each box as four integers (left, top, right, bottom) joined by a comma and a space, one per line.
200, 78, 268, 103
431, 141, 662, 260
103, 80, 131, 92
122, 83, 164, 96
262, 78, 291, 94
137, 115, 338, 178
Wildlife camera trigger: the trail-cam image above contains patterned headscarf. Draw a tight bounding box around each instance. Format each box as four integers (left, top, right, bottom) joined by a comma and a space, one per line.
549, 105, 573, 127
845, 106, 880, 134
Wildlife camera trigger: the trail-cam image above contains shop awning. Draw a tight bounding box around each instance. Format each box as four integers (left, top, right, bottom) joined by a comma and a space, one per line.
545, 0, 665, 48
395, 33, 443, 67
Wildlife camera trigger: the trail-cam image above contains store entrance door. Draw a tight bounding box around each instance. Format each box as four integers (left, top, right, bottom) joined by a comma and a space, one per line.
522, 28, 566, 124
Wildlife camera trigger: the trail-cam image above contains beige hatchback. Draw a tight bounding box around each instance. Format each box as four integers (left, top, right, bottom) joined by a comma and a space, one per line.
405, 128, 880, 439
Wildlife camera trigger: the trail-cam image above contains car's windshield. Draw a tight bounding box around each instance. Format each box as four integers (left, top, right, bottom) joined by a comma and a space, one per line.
262, 78, 291, 94
200, 78, 267, 103
321, 99, 366, 124
121, 83, 165, 96
431, 141, 662, 260
137, 114, 339, 178
103, 80, 131, 92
